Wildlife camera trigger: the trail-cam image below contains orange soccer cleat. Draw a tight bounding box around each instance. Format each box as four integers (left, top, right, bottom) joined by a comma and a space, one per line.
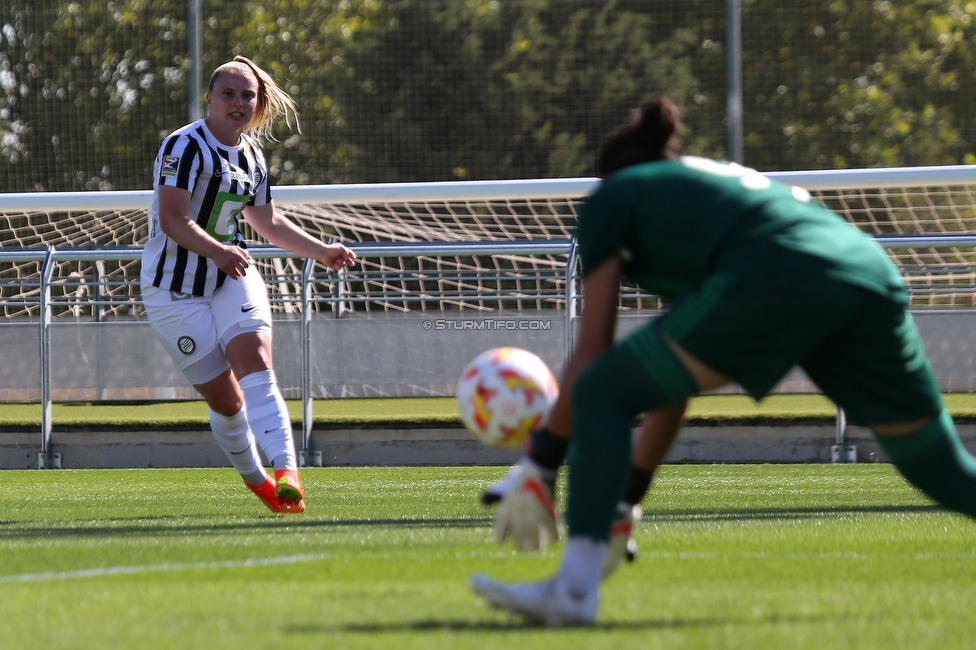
247, 475, 282, 513
274, 468, 306, 513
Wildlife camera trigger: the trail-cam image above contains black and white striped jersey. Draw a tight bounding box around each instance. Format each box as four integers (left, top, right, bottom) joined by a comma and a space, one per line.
141, 118, 272, 297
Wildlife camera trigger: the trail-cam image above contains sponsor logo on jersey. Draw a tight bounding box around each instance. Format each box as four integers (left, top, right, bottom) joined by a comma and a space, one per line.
177, 336, 196, 355
217, 164, 251, 184
161, 155, 179, 177
253, 169, 264, 187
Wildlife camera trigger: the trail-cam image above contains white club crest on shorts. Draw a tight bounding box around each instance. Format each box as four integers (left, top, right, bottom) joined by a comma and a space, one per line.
177, 336, 196, 355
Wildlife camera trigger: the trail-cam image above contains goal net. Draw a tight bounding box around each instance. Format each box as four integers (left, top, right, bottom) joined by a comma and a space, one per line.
3, 166, 976, 322
0, 180, 589, 321
4, 165, 976, 401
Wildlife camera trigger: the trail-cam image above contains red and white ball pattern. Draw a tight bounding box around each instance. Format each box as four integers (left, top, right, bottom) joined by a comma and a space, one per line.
456, 347, 559, 448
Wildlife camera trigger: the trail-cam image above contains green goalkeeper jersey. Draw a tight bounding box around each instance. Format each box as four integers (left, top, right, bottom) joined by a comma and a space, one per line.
575, 156, 906, 303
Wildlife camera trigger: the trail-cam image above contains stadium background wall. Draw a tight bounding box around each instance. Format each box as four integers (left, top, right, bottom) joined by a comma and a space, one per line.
1, 309, 976, 403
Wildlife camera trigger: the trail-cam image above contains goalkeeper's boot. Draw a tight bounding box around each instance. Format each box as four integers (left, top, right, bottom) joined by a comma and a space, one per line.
246, 475, 282, 513
482, 459, 556, 505
492, 460, 561, 552
470, 574, 598, 627
274, 469, 306, 513
602, 502, 641, 579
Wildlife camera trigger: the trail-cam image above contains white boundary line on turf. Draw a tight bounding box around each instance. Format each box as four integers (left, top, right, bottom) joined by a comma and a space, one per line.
0, 553, 327, 584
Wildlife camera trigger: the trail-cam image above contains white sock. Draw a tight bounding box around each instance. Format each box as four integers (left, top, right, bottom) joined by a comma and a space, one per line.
208, 408, 267, 486
238, 369, 297, 471
557, 537, 608, 596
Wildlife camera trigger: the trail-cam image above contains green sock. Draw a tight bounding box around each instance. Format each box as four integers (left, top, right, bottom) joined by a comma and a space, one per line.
876, 409, 976, 518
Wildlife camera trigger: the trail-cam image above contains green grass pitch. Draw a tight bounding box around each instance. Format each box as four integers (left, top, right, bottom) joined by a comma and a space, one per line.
1, 465, 975, 648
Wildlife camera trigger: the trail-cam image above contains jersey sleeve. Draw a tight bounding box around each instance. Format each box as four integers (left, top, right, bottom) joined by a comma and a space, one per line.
154, 135, 201, 194
575, 177, 636, 277
243, 136, 271, 207
252, 163, 271, 207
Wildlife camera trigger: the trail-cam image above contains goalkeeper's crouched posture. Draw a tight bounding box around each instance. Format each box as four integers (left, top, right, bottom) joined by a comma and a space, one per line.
471, 96, 976, 627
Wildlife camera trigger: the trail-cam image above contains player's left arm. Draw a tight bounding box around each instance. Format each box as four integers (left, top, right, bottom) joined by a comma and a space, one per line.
546, 255, 622, 436
243, 201, 357, 270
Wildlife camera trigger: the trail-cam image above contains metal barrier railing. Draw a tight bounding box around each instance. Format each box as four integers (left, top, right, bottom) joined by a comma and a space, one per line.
6, 233, 976, 468
1, 241, 574, 468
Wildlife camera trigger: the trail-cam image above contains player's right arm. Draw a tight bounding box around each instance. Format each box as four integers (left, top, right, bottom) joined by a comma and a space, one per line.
156, 185, 251, 280
545, 254, 623, 436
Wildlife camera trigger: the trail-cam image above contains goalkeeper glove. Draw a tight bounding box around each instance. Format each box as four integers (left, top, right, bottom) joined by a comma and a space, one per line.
490, 459, 561, 552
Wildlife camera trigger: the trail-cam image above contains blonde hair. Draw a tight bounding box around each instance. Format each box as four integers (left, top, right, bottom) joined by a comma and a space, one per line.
208, 55, 300, 143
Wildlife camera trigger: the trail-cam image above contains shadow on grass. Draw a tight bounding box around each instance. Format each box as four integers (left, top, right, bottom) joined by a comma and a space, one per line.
0, 503, 944, 541
646, 503, 942, 523
0, 515, 494, 540
292, 611, 836, 634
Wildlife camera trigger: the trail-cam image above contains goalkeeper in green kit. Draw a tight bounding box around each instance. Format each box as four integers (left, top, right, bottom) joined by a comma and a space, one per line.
472, 97, 976, 626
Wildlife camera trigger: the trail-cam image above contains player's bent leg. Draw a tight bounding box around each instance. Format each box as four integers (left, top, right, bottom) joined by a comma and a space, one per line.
568, 334, 698, 543
230, 359, 304, 513
206, 407, 285, 513
192, 365, 244, 415
875, 409, 976, 518
601, 402, 688, 577
236, 369, 296, 468
222, 333, 297, 471
193, 371, 282, 512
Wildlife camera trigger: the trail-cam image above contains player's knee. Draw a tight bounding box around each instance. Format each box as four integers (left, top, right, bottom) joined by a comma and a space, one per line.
876, 409, 976, 518
875, 409, 958, 465
223, 330, 274, 376
573, 341, 697, 418
193, 368, 243, 417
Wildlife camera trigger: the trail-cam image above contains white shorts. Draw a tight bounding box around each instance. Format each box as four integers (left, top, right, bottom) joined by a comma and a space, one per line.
142, 268, 274, 385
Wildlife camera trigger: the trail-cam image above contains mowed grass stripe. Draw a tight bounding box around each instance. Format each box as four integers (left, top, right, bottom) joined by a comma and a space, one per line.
1, 465, 975, 649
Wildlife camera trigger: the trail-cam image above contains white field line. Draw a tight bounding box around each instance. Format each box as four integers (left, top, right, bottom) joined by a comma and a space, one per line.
0, 553, 327, 584
4, 549, 974, 585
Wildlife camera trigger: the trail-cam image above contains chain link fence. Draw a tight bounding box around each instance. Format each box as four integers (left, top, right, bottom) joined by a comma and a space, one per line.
4, 1, 976, 194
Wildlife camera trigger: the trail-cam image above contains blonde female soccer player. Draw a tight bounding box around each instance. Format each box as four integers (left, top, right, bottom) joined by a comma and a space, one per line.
473, 97, 976, 625
141, 57, 356, 513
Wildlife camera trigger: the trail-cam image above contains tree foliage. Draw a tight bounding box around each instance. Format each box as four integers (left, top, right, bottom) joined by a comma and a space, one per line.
3, 0, 976, 192
742, 0, 976, 169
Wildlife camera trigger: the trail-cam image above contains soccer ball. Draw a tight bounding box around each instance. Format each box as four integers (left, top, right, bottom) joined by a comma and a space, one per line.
456, 347, 559, 448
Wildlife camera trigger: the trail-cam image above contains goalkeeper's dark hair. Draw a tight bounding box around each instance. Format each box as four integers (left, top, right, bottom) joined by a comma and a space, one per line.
597, 97, 683, 178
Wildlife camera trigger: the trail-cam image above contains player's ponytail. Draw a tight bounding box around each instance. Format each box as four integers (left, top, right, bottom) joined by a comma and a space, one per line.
597, 97, 682, 178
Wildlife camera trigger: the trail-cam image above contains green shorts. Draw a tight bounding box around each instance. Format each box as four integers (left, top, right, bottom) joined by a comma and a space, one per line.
646, 272, 944, 425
